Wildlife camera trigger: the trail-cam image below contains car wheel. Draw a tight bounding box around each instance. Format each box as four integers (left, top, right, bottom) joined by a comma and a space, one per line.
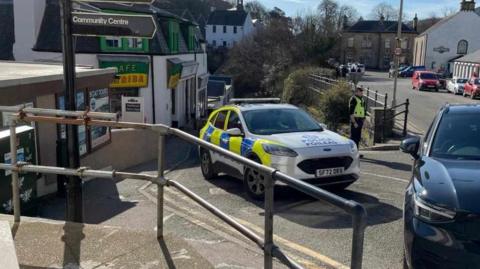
463, 91, 467, 97
243, 156, 266, 200
200, 149, 217, 180
471, 93, 475, 100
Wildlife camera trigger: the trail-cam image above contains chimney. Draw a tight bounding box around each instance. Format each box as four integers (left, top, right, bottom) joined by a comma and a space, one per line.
237, 0, 243, 10
461, 0, 476, 11
413, 13, 418, 32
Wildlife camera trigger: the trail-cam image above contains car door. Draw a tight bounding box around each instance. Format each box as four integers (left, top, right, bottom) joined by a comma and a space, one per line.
224, 110, 245, 175
209, 110, 228, 164
447, 79, 454, 92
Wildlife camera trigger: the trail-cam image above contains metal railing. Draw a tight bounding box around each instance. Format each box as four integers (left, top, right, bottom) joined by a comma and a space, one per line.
0, 105, 367, 269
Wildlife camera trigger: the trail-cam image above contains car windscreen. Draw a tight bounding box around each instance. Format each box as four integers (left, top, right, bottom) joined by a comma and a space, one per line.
431, 112, 480, 160
457, 79, 468, 83
242, 108, 323, 135
420, 73, 437, 79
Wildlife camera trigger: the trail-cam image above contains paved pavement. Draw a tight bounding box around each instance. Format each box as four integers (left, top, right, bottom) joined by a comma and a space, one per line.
359, 71, 480, 133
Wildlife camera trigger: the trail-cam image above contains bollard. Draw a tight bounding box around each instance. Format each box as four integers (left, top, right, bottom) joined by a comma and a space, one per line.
157, 134, 166, 239
9, 120, 20, 223
264, 172, 275, 269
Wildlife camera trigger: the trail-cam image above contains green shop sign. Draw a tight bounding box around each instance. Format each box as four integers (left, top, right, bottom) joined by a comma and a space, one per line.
167, 58, 183, 89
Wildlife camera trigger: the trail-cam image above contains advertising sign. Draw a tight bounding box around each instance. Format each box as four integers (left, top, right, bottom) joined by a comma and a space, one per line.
89, 89, 111, 148
99, 61, 149, 88
121, 96, 144, 123
167, 59, 183, 89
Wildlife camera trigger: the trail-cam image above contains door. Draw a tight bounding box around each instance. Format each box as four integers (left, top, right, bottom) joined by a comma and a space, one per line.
224, 110, 245, 175
209, 110, 228, 163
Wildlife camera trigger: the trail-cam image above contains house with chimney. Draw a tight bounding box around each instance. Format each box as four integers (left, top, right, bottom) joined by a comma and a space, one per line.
340, 16, 418, 70
413, 0, 480, 74
206, 0, 254, 48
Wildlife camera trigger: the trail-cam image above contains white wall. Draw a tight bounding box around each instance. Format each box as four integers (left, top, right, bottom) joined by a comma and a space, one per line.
423, 12, 480, 71
13, 0, 46, 61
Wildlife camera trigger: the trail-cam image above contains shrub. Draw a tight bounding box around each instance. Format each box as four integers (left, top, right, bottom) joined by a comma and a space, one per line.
319, 81, 352, 131
282, 66, 334, 106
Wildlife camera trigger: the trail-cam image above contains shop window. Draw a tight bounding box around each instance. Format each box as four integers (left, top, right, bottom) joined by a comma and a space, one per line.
89, 89, 111, 149
109, 88, 139, 117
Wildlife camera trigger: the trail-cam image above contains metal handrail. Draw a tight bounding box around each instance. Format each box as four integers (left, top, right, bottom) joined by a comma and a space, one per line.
0, 106, 367, 269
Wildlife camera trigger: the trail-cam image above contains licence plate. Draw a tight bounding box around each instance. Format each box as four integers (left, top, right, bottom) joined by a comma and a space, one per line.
427, 85, 435, 88
316, 167, 344, 177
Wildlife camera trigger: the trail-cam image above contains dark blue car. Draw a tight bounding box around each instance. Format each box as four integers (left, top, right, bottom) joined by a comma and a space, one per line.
400, 66, 426, 78
401, 104, 480, 268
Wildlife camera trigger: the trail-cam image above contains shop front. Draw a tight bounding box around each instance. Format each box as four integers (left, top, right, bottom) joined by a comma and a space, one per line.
167, 58, 199, 128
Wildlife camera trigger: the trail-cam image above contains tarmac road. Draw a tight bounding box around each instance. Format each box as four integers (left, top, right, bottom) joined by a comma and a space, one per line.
141, 148, 415, 269
359, 71, 480, 133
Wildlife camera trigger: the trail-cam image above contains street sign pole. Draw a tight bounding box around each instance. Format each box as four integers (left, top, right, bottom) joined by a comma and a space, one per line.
392, 0, 404, 108
60, 0, 83, 222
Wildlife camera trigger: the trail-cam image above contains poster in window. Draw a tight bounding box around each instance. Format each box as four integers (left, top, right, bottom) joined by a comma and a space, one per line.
89, 89, 110, 148
58, 93, 87, 155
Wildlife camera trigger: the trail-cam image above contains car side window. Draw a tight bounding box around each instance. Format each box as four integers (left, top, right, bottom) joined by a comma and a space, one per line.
227, 111, 243, 131
214, 111, 228, 130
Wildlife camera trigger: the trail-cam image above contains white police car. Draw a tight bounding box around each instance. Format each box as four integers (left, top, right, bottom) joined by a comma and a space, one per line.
199, 99, 360, 199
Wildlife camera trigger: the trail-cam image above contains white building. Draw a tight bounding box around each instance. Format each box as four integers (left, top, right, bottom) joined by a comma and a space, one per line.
413, 0, 480, 74
206, 0, 254, 48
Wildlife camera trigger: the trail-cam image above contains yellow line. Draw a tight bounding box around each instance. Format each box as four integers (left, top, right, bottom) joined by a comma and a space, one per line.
233, 218, 349, 269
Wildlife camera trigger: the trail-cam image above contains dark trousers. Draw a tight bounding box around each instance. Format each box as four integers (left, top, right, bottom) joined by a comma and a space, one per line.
350, 117, 365, 147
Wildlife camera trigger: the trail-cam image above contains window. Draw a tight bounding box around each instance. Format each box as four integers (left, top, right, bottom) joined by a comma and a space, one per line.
212, 40, 217, 47
188, 26, 195, 51
347, 37, 354, 48
361, 36, 372, 48
223, 41, 227, 47
213, 25, 216, 33
171, 89, 176, 115
223, 25, 227, 33
214, 111, 228, 129
233, 26, 237, 34
227, 111, 242, 130
401, 38, 408, 49
105, 37, 122, 48
127, 38, 143, 49
169, 21, 180, 53
385, 39, 391, 49
89, 89, 111, 148
458, 40, 468, 55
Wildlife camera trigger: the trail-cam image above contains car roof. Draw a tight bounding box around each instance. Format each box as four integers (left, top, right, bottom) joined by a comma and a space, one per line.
444, 104, 480, 114
223, 103, 299, 112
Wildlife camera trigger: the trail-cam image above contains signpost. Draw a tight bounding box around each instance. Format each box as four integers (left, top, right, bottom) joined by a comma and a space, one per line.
60, 0, 158, 222
72, 12, 157, 38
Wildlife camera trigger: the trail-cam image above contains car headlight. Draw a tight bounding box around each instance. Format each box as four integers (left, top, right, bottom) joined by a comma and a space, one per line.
262, 144, 298, 157
349, 140, 358, 153
414, 194, 456, 223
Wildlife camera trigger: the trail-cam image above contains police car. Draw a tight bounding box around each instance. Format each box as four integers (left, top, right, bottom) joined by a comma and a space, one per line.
199, 98, 360, 199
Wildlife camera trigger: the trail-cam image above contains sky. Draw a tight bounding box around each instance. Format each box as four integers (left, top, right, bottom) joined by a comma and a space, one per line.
249, 0, 462, 19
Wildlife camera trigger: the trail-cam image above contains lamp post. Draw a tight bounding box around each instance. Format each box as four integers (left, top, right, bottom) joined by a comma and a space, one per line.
392, 0, 404, 108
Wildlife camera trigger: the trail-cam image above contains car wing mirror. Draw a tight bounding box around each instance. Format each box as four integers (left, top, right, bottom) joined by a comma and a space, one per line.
400, 136, 421, 159
225, 128, 243, 137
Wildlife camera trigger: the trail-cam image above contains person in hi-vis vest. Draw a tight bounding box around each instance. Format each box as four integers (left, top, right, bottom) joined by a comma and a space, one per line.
349, 87, 366, 148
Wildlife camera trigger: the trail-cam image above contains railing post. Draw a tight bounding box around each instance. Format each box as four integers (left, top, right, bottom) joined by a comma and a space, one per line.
350, 205, 367, 269
374, 90, 378, 105
383, 93, 388, 143
366, 87, 370, 112
157, 134, 166, 239
264, 172, 275, 269
9, 119, 20, 223
403, 99, 409, 137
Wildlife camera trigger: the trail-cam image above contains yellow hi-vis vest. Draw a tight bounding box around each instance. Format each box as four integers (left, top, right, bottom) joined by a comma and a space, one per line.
353, 96, 365, 118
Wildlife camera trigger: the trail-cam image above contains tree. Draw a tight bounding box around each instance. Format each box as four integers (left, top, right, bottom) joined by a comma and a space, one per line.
245, 1, 268, 20
369, 2, 398, 21
441, 6, 457, 17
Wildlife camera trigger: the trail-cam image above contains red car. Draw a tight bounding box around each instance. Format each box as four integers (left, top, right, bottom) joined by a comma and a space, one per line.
463, 77, 480, 99
412, 71, 440, 91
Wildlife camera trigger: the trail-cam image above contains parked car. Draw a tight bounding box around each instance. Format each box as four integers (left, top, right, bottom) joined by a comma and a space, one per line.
401, 104, 480, 269
400, 66, 426, 77
199, 99, 360, 199
463, 77, 480, 99
436, 73, 447, 89
412, 71, 441, 91
356, 64, 366, 74
446, 77, 468, 95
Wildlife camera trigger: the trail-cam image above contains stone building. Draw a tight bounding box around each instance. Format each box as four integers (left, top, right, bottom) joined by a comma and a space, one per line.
340, 16, 418, 70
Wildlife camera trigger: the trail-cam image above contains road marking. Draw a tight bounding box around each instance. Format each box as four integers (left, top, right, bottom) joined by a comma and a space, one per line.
361, 171, 409, 183
233, 218, 349, 269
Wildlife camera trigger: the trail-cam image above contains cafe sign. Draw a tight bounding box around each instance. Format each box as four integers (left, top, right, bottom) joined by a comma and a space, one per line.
99, 61, 149, 88
167, 58, 183, 89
